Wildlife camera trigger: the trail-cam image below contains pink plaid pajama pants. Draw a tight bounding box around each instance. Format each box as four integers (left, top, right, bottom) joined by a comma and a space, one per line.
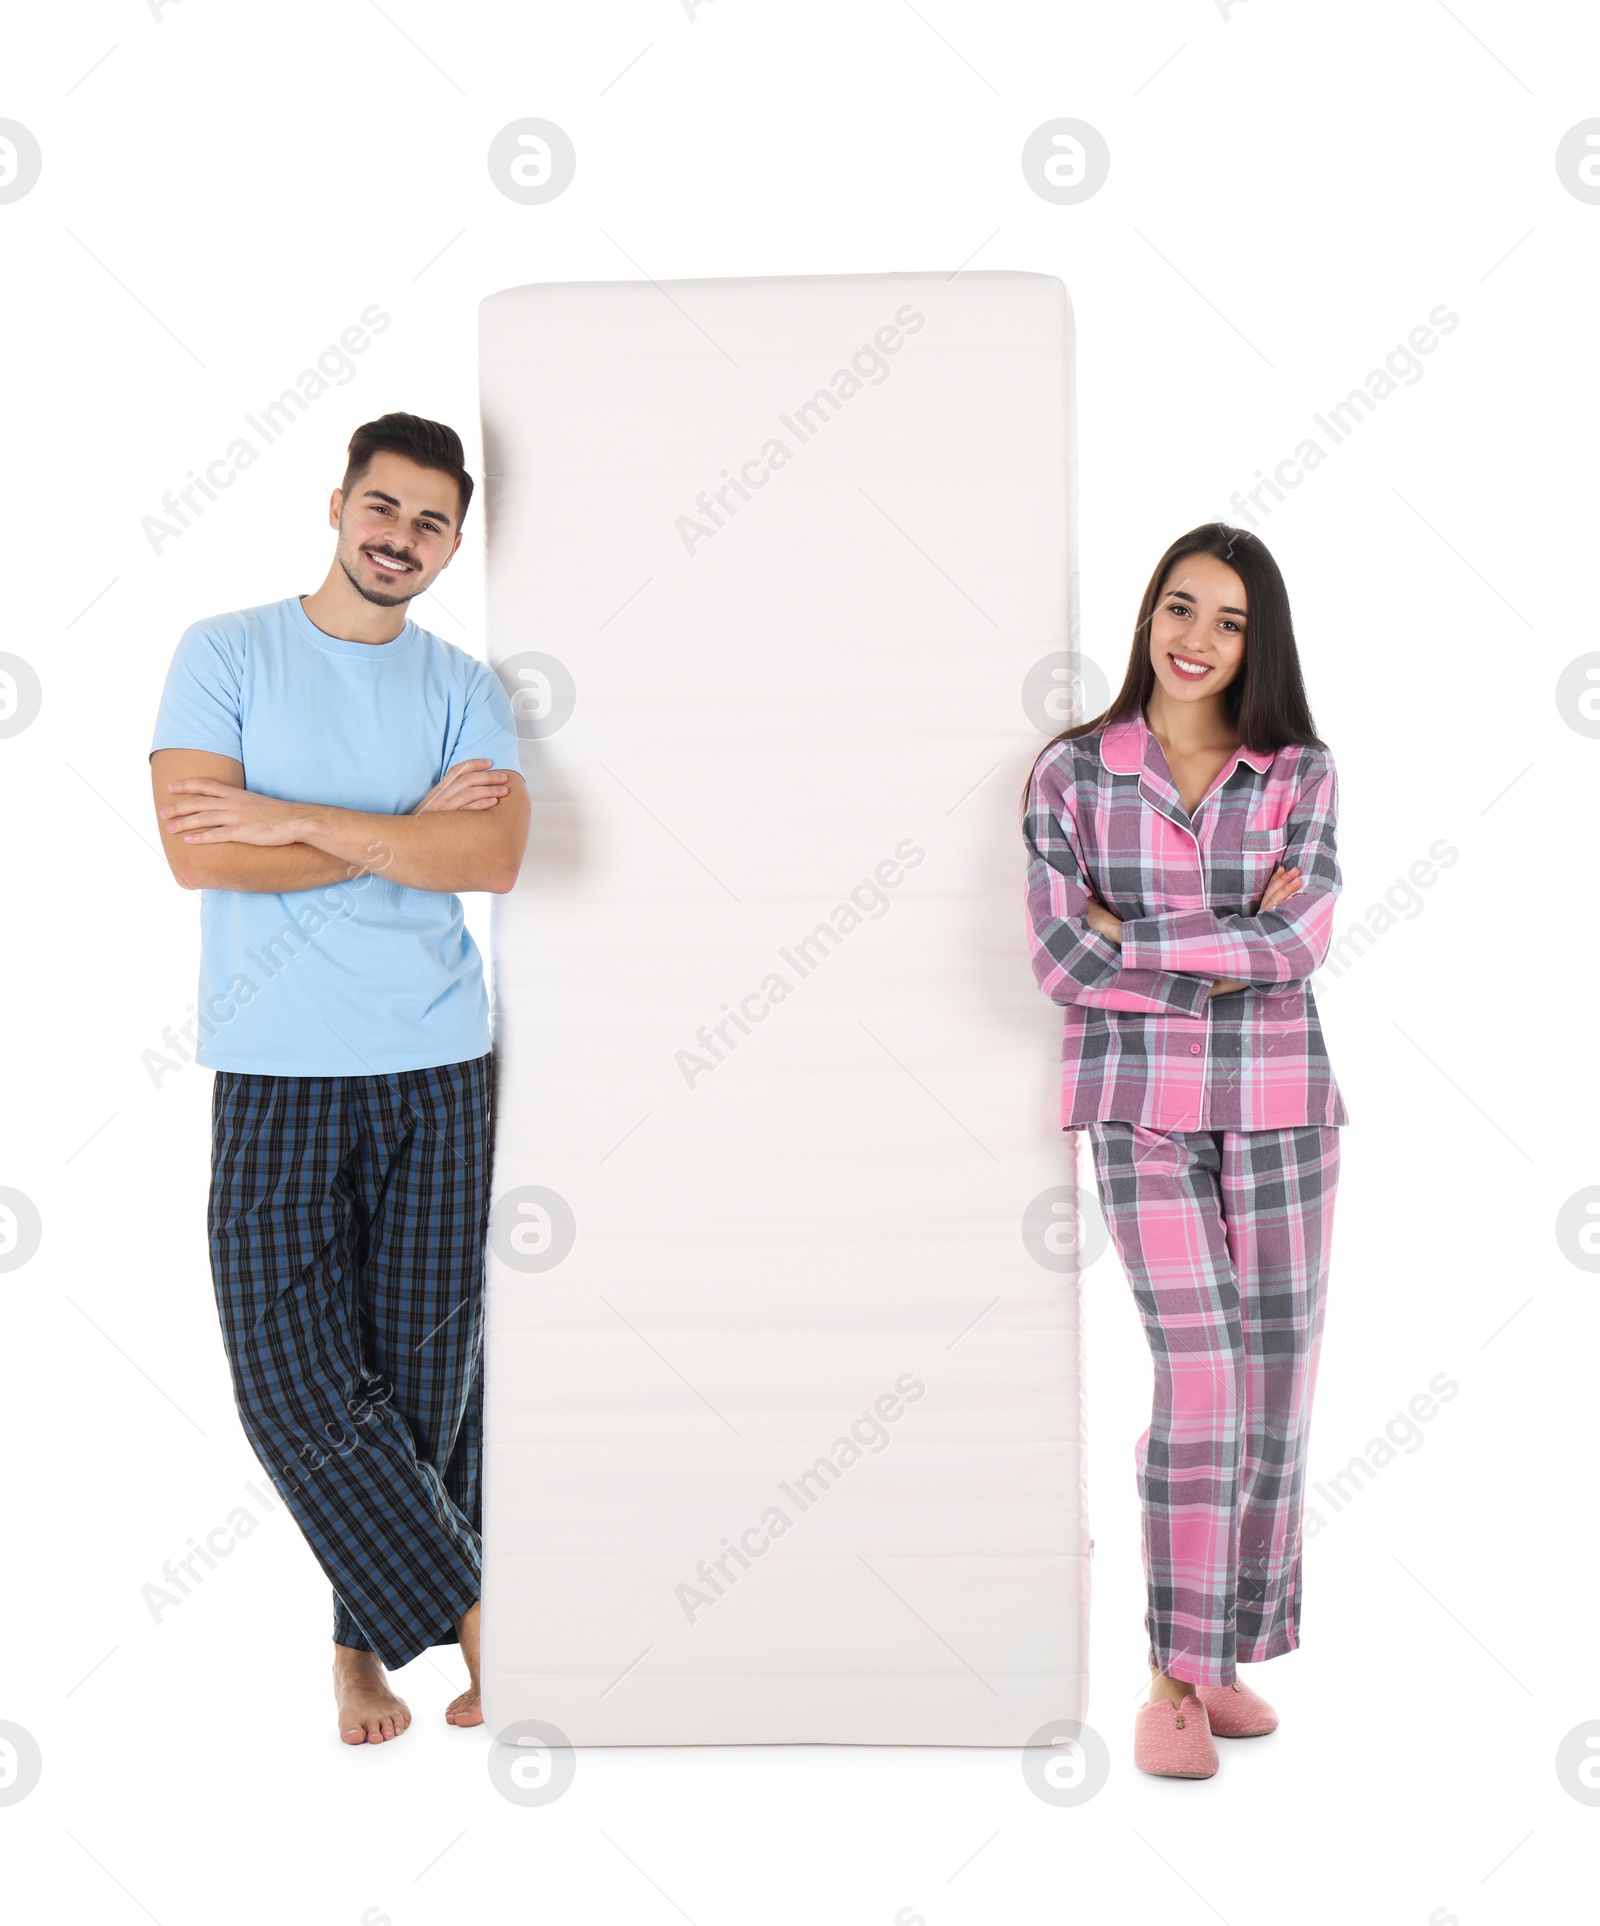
1084, 1120, 1341, 1689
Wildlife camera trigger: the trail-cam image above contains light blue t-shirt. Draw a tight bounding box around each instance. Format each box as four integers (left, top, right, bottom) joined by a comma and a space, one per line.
149, 593, 522, 1077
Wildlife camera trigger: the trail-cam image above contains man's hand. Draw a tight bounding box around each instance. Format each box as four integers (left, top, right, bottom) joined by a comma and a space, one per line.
152, 748, 350, 892
159, 758, 510, 847
158, 778, 308, 848
413, 759, 511, 815
151, 748, 528, 894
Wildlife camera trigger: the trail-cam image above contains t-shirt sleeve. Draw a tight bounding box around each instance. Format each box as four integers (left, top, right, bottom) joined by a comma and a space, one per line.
445, 660, 522, 775
149, 618, 245, 763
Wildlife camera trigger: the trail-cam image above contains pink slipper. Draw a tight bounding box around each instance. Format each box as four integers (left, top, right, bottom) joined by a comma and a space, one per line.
1133, 1694, 1218, 1778
1196, 1677, 1278, 1737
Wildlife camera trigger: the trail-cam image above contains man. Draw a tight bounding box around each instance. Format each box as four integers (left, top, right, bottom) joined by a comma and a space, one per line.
148, 412, 530, 1746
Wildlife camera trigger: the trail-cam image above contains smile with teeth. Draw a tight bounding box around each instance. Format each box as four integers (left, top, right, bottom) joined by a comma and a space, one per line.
367, 550, 415, 575
1169, 652, 1212, 679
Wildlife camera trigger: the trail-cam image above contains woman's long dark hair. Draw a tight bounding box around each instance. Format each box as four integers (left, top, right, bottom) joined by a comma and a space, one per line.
1020, 522, 1325, 817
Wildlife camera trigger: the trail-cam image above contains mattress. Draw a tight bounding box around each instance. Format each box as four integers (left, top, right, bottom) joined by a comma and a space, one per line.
478, 269, 1088, 1746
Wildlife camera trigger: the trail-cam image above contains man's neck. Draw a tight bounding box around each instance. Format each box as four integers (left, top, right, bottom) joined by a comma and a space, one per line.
300, 568, 410, 646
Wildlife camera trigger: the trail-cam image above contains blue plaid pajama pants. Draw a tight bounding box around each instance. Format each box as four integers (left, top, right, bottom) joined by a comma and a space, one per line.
207, 1052, 494, 1670
1084, 1120, 1341, 1689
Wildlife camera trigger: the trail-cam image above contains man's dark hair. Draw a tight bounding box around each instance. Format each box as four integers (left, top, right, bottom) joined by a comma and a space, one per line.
340, 413, 475, 533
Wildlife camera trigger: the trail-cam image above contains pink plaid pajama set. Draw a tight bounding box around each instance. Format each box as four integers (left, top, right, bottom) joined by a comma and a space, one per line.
1024, 709, 1348, 1688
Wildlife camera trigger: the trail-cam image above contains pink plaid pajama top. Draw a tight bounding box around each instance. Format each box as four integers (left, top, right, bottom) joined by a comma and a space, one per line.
1023, 709, 1350, 1132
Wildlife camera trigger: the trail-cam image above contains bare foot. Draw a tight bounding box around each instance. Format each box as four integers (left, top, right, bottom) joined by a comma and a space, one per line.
445, 1600, 483, 1727
445, 1685, 481, 1726
334, 1645, 412, 1745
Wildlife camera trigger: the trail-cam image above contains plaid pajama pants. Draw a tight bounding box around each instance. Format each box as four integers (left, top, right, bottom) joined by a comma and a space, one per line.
207, 1052, 494, 1671
1084, 1120, 1340, 1688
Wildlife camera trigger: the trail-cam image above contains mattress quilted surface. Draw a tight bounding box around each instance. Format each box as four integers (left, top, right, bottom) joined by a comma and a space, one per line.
478, 269, 1089, 1746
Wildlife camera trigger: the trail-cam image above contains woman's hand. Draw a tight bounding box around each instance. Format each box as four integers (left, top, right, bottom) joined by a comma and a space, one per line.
413, 759, 511, 815
1259, 862, 1303, 913
1210, 863, 1304, 996
1092, 861, 1304, 996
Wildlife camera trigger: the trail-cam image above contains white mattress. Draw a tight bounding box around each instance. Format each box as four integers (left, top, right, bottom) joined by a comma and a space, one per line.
478, 269, 1088, 1746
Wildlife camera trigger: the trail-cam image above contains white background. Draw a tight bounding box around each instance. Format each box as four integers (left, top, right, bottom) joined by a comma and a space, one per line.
2, 3, 1595, 1923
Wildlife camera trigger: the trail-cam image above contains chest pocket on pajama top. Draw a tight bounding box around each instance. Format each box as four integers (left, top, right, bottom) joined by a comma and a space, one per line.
1238, 824, 1290, 901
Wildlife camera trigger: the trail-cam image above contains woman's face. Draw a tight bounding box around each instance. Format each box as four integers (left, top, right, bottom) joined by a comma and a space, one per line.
1147, 552, 1248, 706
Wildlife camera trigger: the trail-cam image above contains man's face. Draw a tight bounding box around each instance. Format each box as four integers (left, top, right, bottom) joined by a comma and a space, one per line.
331, 448, 464, 608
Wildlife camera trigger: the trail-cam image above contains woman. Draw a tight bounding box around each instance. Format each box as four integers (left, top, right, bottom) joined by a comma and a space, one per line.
1021, 522, 1348, 1779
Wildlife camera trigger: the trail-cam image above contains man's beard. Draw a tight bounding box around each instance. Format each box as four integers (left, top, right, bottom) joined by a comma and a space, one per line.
339, 543, 421, 609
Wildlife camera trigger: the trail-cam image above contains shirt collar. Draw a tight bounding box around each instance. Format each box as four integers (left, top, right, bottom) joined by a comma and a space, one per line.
1099, 708, 1274, 778
1099, 707, 1274, 831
